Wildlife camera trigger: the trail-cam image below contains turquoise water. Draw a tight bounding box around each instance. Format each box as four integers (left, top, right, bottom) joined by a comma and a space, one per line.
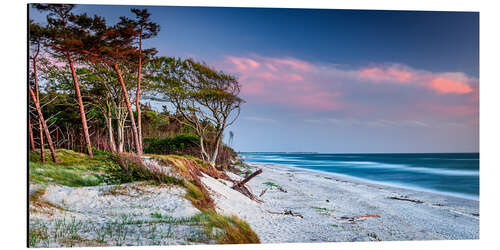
239, 153, 479, 200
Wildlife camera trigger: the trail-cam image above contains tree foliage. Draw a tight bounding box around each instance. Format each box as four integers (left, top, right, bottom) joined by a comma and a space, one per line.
29, 4, 243, 167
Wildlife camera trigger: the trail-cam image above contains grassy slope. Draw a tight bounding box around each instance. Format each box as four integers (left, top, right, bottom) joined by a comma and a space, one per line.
28, 149, 260, 246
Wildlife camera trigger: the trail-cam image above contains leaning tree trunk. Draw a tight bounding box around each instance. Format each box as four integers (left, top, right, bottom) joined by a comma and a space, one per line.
113, 63, 141, 155
67, 55, 93, 158
38, 118, 45, 162
199, 135, 210, 162
29, 87, 58, 163
28, 116, 35, 151
32, 55, 57, 162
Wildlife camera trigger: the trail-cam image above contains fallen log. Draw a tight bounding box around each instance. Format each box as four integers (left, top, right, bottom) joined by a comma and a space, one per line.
231, 169, 263, 203
235, 169, 262, 187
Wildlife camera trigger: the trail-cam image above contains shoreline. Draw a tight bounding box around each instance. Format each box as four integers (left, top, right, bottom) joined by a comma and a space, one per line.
204, 161, 479, 242
247, 161, 479, 202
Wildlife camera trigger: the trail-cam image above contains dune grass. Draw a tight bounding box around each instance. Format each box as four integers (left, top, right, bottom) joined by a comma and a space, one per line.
29, 149, 260, 245
200, 210, 260, 244
29, 149, 117, 187
29, 162, 106, 187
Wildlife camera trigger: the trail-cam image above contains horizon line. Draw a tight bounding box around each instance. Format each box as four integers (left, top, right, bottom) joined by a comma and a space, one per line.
237, 151, 480, 154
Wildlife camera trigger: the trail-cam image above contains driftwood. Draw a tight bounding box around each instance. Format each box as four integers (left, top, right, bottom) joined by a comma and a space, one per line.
266, 209, 303, 218
231, 169, 263, 202
388, 196, 424, 204
340, 214, 381, 222
259, 187, 269, 197
235, 169, 262, 187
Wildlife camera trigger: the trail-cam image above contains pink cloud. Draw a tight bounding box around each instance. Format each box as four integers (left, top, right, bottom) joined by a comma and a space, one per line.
215, 54, 478, 116
226, 56, 260, 71
218, 55, 339, 111
358, 65, 474, 95
428, 77, 473, 94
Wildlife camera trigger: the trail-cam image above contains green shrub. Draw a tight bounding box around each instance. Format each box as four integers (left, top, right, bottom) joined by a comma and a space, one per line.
143, 134, 199, 155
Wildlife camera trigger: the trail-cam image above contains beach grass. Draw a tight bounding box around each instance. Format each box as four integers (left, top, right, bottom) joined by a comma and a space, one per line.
200, 210, 260, 244
29, 149, 261, 246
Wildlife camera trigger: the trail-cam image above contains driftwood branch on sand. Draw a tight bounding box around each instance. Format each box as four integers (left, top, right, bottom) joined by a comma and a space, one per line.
340, 214, 381, 222
266, 209, 304, 218
232, 169, 263, 203
235, 169, 262, 187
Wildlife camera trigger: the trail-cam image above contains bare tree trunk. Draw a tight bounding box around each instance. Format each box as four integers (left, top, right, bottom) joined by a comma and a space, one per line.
28, 116, 35, 151
105, 115, 117, 153
104, 101, 117, 153
199, 135, 209, 161
117, 122, 124, 153
135, 33, 143, 154
29, 87, 58, 163
39, 118, 45, 162
117, 107, 125, 153
209, 131, 223, 166
113, 63, 141, 155
68, 55, 93, 158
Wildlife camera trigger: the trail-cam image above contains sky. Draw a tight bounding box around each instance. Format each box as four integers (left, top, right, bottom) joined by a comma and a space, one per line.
29, 5, 479, 153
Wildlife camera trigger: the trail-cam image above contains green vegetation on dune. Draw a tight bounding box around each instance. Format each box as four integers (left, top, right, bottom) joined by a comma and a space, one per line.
29, 149, 183, 187
29, 149, 261, 245
29, 149, 115, 187
29, 162, 106, 187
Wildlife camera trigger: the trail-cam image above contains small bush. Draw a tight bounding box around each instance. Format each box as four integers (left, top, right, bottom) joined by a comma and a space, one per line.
143, 134, 199, 155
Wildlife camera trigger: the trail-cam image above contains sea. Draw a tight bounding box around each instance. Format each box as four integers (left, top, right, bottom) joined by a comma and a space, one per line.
239, 152, 479, 201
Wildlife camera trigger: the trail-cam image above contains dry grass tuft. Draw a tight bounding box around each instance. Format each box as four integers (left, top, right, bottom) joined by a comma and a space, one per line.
202, 210, 260, 244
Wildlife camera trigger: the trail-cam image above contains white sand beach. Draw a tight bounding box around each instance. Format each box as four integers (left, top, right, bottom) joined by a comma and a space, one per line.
203, 162, 479, 243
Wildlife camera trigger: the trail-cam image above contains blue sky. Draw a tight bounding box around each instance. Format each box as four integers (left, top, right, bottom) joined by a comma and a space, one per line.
30, 5, 479, 153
